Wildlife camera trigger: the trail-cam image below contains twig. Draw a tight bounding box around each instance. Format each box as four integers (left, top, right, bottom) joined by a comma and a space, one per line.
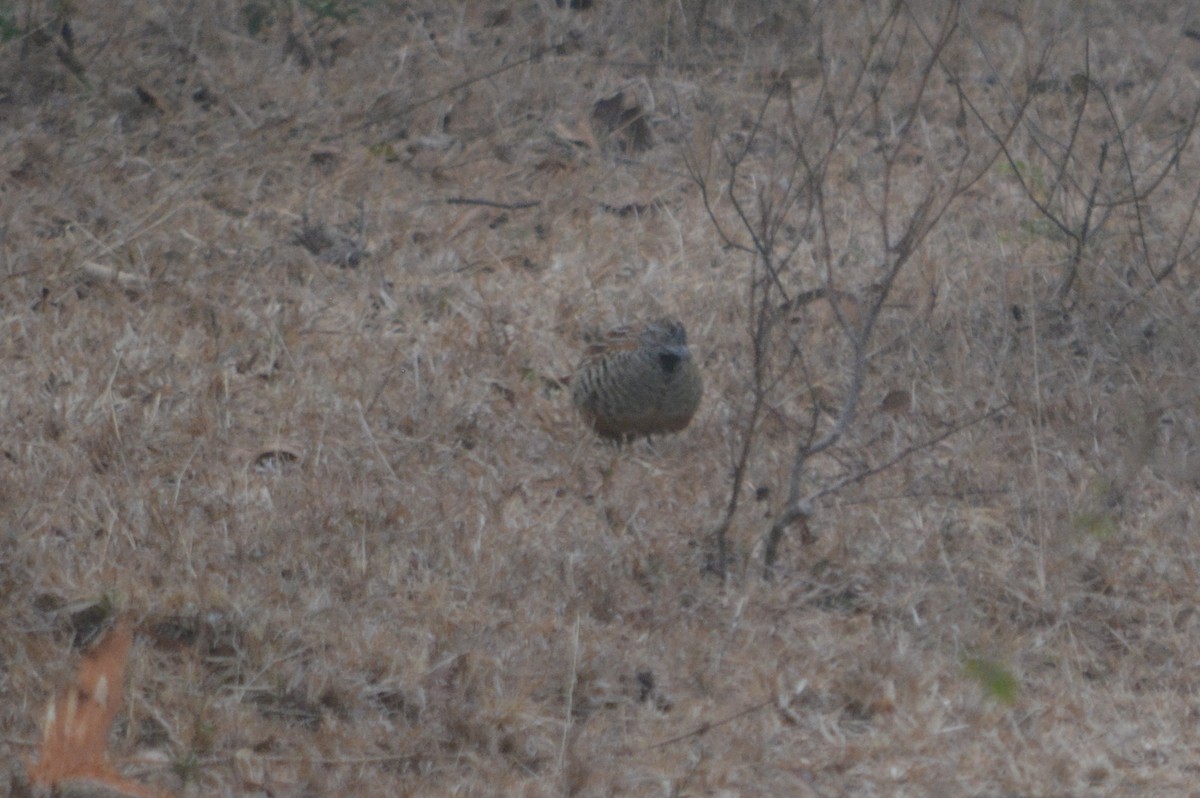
79, 261, 150, 289
356, 401, 401, 485
555, 613, 581, 781
649, 697, 773, 749
445, 197, 540, 210
811, 403, 1010, 506
341, 44, 558, 137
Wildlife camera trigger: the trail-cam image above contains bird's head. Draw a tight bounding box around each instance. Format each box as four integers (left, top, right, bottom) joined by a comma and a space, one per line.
644, 318, 691, 373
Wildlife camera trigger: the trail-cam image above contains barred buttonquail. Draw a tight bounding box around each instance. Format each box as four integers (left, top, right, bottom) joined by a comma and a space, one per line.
571, 317, 703, 441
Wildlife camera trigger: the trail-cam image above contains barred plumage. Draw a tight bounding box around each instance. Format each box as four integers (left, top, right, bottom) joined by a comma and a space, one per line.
571, 317, 703, 441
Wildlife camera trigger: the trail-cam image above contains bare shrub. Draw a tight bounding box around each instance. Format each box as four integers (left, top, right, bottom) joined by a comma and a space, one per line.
687, 3, 1021, 576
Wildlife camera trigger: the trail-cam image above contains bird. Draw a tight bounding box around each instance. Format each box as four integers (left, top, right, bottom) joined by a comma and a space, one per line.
571, 317, 703, 442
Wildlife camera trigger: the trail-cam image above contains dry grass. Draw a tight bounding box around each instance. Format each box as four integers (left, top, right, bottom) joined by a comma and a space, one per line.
2, 1, 1199, 795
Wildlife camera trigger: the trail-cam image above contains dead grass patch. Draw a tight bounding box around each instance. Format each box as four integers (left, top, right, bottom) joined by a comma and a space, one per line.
2, 1, 1200, 794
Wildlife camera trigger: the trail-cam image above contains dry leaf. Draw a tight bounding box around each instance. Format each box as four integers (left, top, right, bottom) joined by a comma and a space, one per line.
26, 622, 165, 798
551, 119, 598, 150
590, 92, 653, 153
880, 389, 913, 415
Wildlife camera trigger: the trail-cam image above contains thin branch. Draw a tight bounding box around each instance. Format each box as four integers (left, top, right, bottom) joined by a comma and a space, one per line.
809, 403, 1010, 505
444, 197, 540, 210
649, 697, 774, 749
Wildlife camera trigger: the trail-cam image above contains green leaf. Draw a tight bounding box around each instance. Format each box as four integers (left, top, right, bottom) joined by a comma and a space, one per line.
964, 656, 1019, 704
